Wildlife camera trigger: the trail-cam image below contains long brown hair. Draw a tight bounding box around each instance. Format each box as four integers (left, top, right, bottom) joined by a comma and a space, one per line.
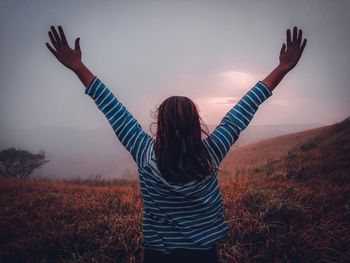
150, 96, 218, 185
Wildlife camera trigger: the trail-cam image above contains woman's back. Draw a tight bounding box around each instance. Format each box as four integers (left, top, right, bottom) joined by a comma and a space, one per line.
139, 141, 228, 253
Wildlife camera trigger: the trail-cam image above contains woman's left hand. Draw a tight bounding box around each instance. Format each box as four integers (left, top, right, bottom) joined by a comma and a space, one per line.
278, 26, 307, 73
46, 25, 83, 72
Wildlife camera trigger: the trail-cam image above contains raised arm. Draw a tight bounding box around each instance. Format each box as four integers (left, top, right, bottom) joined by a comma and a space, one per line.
203, 26, 307, 167
45, 25, 153, 166
83, 76, 154, 166
203, 81, 272, 167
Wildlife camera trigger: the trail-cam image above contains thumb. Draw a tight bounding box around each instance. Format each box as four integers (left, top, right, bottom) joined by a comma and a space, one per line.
74, 37, 81, 51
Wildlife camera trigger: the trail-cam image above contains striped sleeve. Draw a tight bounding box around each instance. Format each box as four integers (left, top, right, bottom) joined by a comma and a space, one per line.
85, 76, 153, 167
203, 81, 272, 167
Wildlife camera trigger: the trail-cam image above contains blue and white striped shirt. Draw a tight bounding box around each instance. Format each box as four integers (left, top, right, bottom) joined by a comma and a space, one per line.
85, 76, 272, 253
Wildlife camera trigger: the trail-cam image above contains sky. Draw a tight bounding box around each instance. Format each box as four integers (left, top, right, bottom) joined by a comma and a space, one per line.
0, 0, 349, 179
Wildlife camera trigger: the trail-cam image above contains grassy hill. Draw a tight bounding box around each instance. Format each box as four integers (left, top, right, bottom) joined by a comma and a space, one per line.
218, 116, 350, 262
220, 116, 350, 184
0, 117, 349, 262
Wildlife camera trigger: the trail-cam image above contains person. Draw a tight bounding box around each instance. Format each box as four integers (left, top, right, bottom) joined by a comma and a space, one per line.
46, 25, 306, 263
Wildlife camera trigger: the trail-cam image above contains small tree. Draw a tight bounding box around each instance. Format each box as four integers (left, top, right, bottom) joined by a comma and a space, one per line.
0, 148, 49, 179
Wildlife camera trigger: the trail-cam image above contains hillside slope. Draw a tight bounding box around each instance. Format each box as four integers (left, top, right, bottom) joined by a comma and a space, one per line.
219, 116, 350, 184
217, 116, 350, 262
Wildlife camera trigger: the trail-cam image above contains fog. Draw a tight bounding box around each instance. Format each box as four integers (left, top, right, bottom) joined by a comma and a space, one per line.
0, 0, 349, 179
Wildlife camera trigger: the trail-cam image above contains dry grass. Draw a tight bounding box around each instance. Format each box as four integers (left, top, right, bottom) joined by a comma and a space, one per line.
0, 179, 143, 262
1, 117, 349, 262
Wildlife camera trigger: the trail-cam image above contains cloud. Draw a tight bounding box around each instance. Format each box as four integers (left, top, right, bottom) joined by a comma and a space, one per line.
164, 69, 264, 99
218, 70, 264, 90
157, 69, 267, 124
268, 99, 292, 107
213, 98, 291, 107
215, 98, 240, 104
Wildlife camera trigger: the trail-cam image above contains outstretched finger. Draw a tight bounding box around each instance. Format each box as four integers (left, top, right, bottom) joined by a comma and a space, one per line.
300, 38, 307, 54
58, 25, 68, 46
74, 37, 81, 52
292, 27, 297, 45
297, 29, 302, 45
48, 31, 58, 48
280, 43, 286, 56
50, 26, 61, 46
286, 29, 291, 47
46, 42, 58, 58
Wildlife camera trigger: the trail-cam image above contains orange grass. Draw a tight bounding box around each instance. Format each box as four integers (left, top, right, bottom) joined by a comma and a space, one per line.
1, 118, 349, 262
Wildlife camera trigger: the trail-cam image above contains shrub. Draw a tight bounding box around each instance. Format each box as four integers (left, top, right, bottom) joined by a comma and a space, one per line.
0, 148, 49, 179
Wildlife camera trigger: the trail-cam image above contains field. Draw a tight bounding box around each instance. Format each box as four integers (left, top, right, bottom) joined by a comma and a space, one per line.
1, 117, 349, 262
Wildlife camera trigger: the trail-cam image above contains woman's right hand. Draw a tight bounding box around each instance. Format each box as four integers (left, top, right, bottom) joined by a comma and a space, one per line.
45, 25, 83, 72
278, 26, 307, 73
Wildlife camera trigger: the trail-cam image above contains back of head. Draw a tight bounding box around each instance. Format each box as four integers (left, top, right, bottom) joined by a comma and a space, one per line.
151, 96, 217, 185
